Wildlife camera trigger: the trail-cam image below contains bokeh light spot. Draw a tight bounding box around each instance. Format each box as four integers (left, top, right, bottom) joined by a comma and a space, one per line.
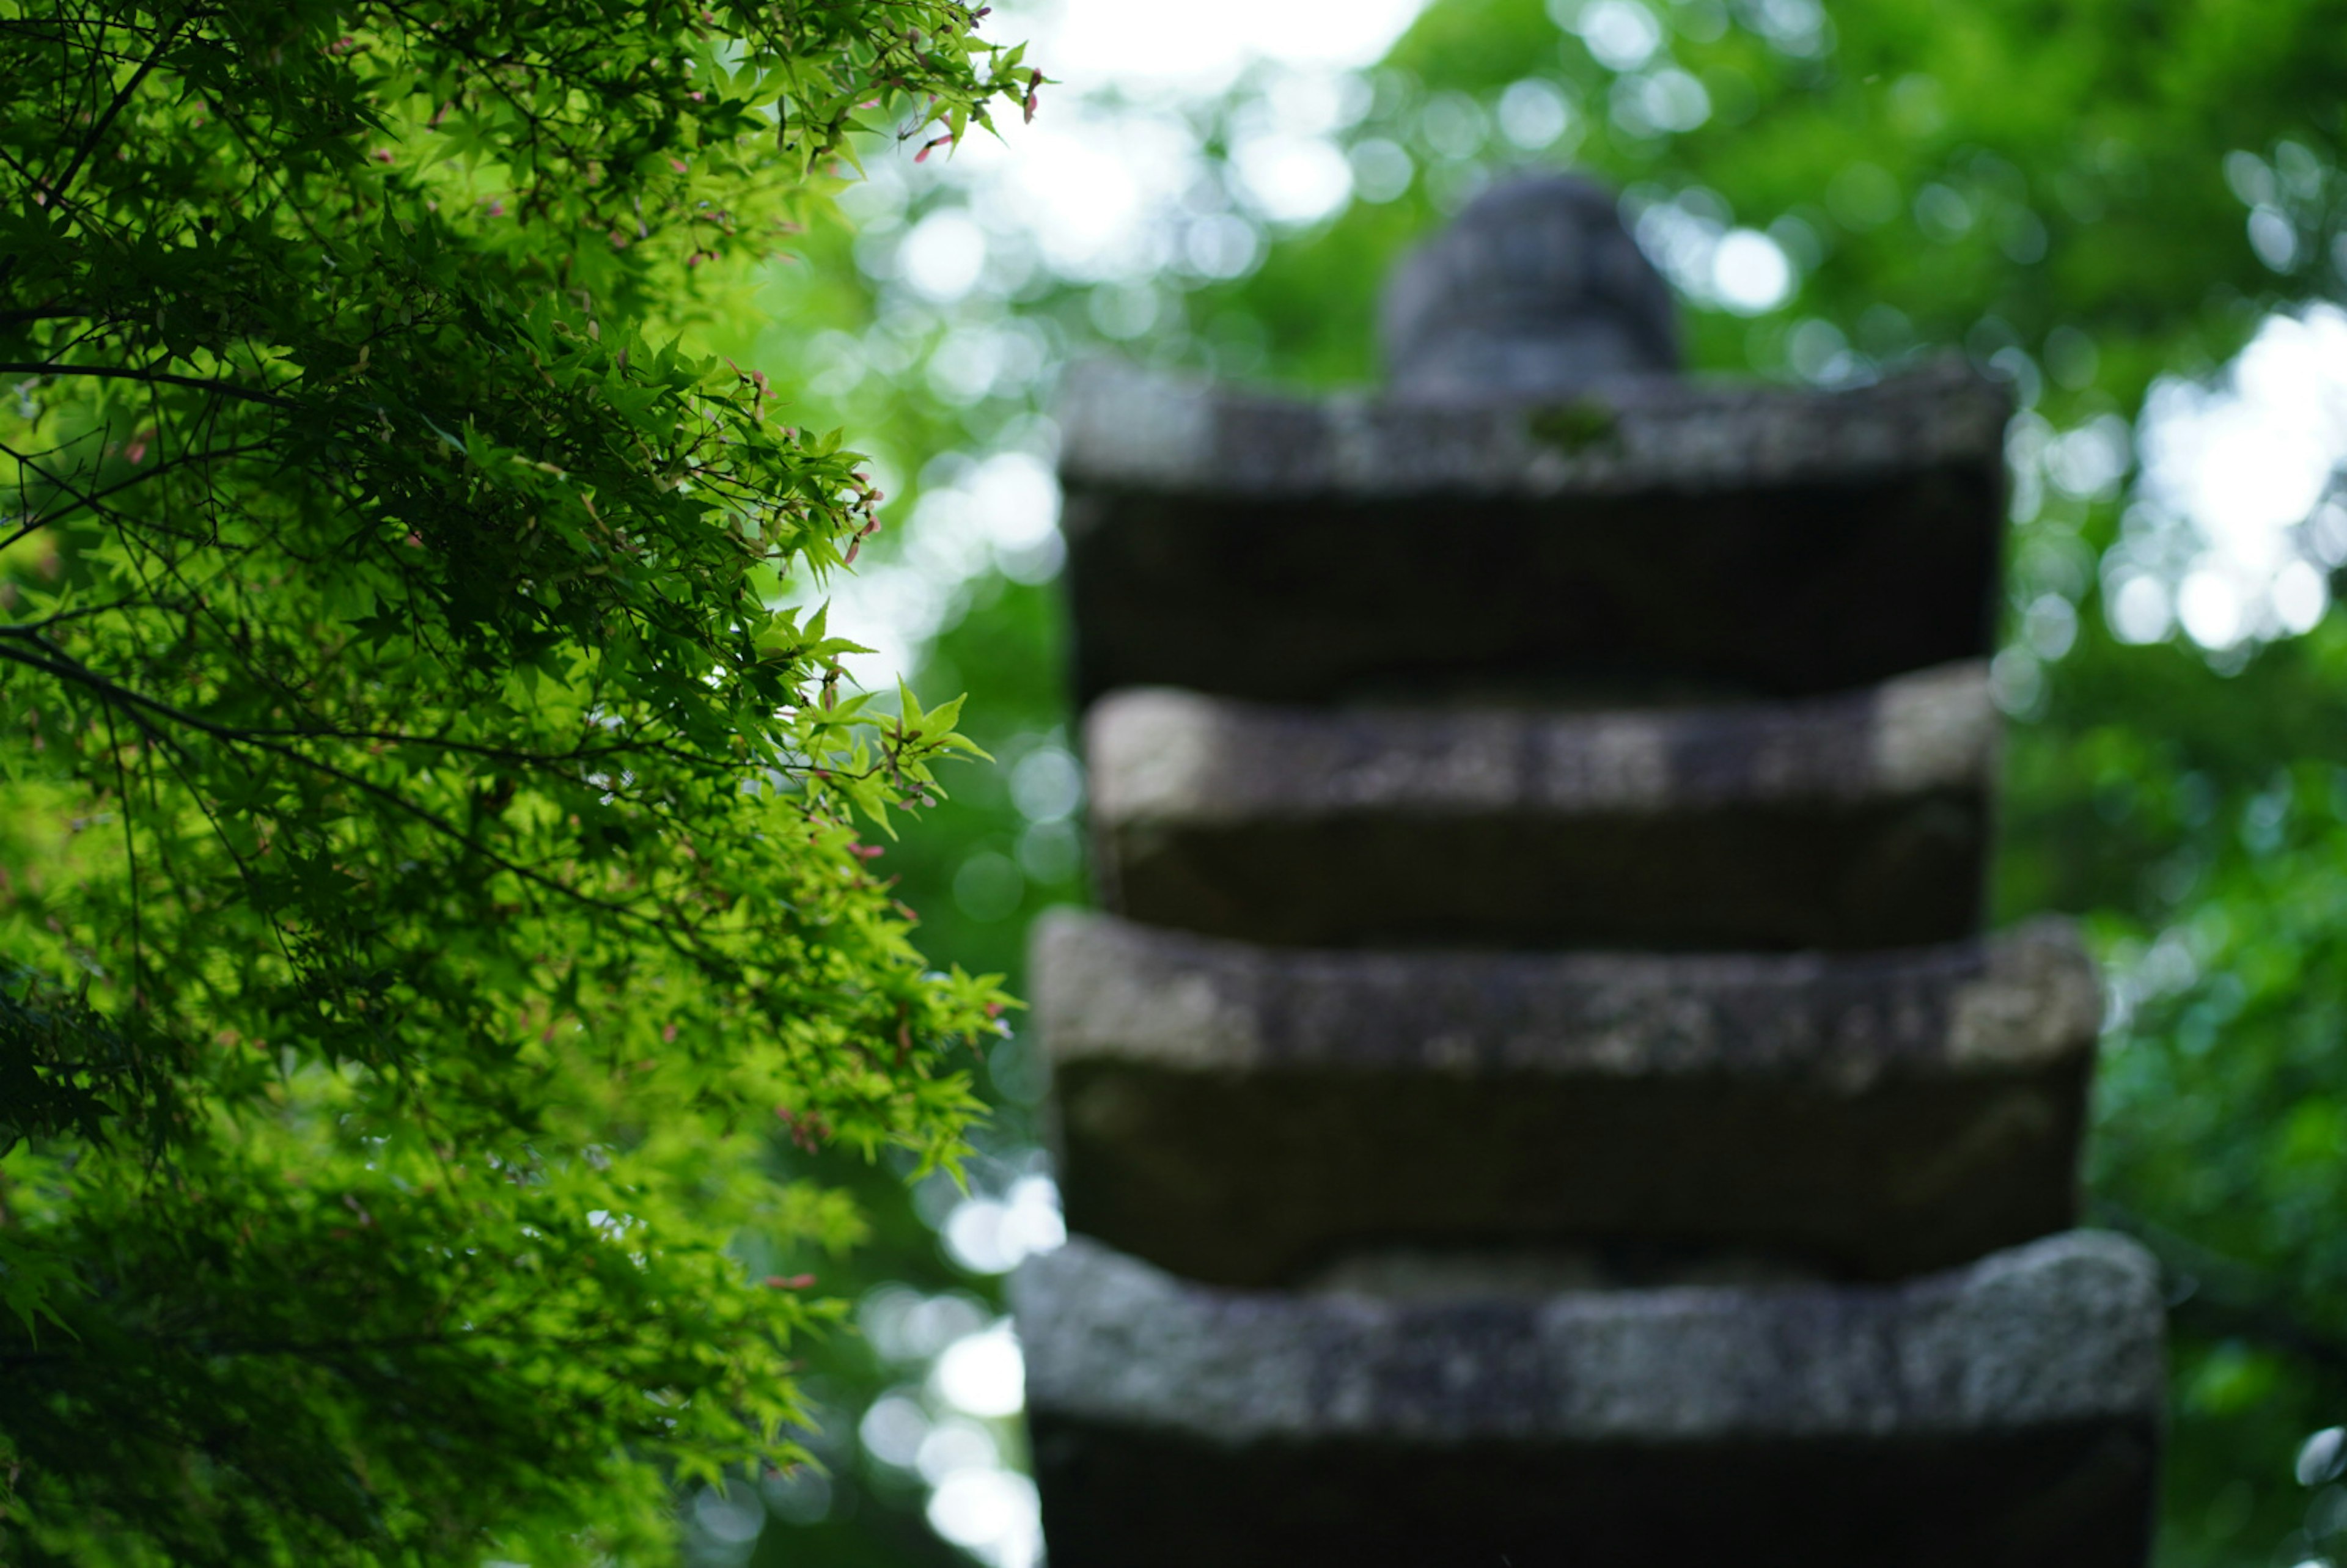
1710, 229, 1793, 315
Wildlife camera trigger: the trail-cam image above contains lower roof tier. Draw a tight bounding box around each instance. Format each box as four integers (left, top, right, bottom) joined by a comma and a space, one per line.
1015, 1230, 2163, 1567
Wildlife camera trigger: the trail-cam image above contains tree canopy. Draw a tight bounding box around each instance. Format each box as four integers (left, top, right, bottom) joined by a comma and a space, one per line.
17, 1, 2347, 1564
0, 4, 1028, 1562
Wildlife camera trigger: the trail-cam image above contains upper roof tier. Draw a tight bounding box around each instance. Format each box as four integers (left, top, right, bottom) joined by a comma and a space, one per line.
1055, 176, 2010, 707
1058, 356, 2010, 706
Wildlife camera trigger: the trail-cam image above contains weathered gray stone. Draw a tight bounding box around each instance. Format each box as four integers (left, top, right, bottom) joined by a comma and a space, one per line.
1380, 175, 1681, 398
1037, 908, 2091, 1079
1018, 1229, 2162, 1442
1057, 357, 2008, 705
1037, 910, 2096, 1284
1087, 661, 1995, 950
1015, 1231, 2164, 1567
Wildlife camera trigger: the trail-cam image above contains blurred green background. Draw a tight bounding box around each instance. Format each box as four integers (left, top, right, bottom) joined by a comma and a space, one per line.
701, 1, 2347, 1563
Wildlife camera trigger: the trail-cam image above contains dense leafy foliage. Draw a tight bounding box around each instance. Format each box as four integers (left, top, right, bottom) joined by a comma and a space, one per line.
0, 4, 1032, 1562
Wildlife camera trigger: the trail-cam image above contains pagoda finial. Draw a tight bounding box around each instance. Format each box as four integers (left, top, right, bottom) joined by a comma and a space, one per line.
1380, 174, 1680, 401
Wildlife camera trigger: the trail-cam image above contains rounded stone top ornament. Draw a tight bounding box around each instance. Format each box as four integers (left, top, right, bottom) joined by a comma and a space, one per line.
1380, 174, 1680, 402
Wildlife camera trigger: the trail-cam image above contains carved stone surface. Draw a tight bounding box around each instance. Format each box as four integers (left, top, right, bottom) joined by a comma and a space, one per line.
1379, 175, 1681, 399
1056, 358, 2008, 705
1015, 1231, 2165, 1567
1085, 661, 1995, 951
1035, 910, 2096, 1284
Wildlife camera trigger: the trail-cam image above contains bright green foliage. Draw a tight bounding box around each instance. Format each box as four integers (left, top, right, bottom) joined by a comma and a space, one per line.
0, 4, 1030, 1562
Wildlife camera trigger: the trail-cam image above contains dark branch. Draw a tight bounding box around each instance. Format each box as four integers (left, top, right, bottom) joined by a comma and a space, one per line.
0, 362, 296, 408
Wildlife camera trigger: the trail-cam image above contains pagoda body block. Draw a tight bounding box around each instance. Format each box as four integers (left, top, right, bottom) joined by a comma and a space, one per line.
1085, 662, 1997, 950
1037, 909, 2098, 1286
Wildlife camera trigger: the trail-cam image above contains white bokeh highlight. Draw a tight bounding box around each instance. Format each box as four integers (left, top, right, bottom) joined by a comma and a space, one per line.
1631, 192, 1799, 318
1016, 0, 1430, 96
1567, 0, 1664, 71
941, 1174, 1067, 1275
1232, 133, 1356, 225
851, 1286, 1046, 1567
900, 210, 989, 301
927, 1470, 1043, 1568
1497, 78, 1574, 150
2121, 304, 2347, 648
1710, 229, 1793, 315
934, 1321, 1027, 1418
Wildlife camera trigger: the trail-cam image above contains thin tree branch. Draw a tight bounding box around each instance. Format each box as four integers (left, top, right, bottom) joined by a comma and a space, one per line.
0, 361, 296, 408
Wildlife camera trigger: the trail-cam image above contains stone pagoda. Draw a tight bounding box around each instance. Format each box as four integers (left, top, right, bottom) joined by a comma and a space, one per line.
1010, 174, 2165, 1567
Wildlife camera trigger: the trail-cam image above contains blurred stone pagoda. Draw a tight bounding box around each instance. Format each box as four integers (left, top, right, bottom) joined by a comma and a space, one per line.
1012, 174, 2165, 1567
